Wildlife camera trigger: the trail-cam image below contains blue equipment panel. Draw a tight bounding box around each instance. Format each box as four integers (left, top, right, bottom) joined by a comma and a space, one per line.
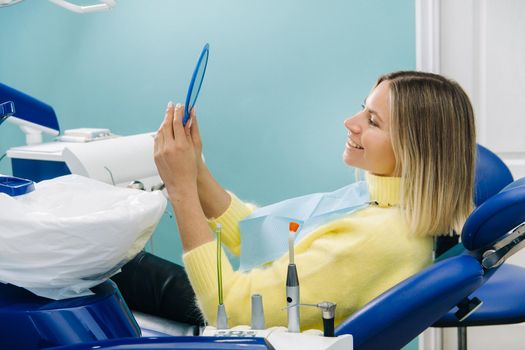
11, 158, 71, 183
0, 280, 140, 350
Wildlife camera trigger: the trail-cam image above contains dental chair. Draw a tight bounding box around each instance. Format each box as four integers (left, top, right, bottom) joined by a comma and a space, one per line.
2, 145, 525, 350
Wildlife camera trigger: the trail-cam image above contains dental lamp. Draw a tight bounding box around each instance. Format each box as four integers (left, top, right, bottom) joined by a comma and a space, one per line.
0, 0, 116, 13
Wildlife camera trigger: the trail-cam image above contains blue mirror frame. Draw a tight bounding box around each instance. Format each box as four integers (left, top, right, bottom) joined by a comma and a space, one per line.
183, 43, 210, 126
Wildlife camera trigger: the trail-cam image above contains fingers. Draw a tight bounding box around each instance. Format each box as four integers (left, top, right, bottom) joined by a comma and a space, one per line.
154, 128, 163, 153
160, 101, 175, 140
153, 126, 165, 170
189, 108, 201, 141
172, 103, 189, 140
185, 108, 194, 132
156, 101, 192, 151
184, 107, 195, 137
154, 102, 171, 153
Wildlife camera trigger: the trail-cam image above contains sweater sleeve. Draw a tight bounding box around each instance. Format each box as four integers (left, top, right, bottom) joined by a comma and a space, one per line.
184, 212, 433, 330
207, 192, 255, 256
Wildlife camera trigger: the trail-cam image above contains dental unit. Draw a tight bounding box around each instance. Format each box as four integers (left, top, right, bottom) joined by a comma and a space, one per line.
0, 82, 161, 191
200, 220, 350, 349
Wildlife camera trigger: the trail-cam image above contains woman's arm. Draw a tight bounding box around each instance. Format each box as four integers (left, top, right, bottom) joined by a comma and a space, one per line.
191, 111, 256, 254
188, 110, 232, 219
197, 164, 231, 219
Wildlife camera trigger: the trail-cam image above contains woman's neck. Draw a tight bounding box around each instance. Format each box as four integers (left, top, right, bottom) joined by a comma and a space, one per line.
365, 173, 401, 207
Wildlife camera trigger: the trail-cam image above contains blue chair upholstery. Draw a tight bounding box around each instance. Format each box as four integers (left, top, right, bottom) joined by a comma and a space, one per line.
435, 263, 525, 327
334, 255, 487, 349
474, 145, 513, 206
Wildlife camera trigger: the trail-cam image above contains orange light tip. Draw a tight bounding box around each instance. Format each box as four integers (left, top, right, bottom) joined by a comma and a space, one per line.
289, 222, 300, 233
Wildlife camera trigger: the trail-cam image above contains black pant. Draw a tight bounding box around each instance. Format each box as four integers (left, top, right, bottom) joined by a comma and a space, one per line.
111, 251, 205, 326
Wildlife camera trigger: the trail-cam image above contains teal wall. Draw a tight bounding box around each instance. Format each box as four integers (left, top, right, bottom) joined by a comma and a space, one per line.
0, 2, 417, 347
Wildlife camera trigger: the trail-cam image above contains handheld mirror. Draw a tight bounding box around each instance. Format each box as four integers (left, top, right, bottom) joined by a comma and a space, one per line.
183, 43, 210, 126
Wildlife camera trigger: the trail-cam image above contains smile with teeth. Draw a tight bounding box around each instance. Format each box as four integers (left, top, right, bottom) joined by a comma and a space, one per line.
347, 138, 364, 150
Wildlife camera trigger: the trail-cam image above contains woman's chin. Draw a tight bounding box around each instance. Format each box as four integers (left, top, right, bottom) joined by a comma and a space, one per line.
342, 150, 356, 167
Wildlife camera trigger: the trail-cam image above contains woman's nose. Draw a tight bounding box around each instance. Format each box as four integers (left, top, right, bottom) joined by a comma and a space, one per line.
344, 115, 362, 134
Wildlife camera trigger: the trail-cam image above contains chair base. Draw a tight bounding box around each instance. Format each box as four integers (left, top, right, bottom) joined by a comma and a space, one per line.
0, 280, 140, 349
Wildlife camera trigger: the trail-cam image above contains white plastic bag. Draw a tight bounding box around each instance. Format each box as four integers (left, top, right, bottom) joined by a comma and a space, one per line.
0, 174, 167, 299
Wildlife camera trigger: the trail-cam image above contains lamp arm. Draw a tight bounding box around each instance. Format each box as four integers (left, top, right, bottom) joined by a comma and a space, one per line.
47, 0, 115, 13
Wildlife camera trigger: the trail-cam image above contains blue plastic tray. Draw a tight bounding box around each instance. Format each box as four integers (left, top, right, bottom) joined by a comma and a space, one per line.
0, 176, 35, 196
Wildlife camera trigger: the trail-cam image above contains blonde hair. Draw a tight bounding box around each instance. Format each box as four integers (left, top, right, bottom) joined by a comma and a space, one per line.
377, 71, 476, 236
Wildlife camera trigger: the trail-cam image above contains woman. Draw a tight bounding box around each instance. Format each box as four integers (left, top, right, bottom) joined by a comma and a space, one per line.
143, 71, 475, 330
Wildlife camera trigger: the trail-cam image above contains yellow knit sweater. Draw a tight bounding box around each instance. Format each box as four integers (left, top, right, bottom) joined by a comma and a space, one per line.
183, 173, 433, 331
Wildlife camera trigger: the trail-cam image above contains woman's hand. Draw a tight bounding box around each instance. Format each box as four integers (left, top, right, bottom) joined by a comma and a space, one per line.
154, 102, 214, 252
154, 102, 198, 199
154, 101, 231, 220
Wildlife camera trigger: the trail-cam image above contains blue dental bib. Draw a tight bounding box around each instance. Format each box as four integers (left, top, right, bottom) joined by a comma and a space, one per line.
238, 181, 370, 271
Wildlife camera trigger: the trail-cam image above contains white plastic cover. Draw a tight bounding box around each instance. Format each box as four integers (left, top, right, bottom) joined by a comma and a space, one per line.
0, 174, 167, 299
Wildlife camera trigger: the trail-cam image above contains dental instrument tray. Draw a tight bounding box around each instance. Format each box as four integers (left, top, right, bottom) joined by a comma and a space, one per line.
0, 175, 35, 196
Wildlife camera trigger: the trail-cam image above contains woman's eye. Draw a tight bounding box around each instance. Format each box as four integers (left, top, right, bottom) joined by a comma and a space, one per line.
368, 117, 378, 127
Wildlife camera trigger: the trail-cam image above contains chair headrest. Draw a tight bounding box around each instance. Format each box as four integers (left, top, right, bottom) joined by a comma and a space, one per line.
474, 145, 513, 206
462, 180, 525, 251
500, 177, 525, 192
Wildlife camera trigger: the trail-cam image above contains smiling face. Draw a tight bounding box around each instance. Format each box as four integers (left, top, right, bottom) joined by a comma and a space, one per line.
343, 80, 397, 176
